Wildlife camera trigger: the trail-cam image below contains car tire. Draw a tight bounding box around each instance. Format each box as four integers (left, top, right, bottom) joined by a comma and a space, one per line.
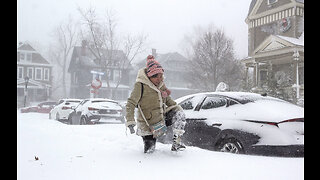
217, 138, 244, 154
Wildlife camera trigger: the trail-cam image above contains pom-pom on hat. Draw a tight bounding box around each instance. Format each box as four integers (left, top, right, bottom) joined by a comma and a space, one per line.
146, 55, 164, 77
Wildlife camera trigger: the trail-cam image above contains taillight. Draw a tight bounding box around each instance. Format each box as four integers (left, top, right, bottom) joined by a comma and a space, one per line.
62, 106, 71, 110
267, 122, 278, 126
88, 107, 99, 111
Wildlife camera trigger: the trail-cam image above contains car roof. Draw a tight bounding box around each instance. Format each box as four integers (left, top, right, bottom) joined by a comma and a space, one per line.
83, 98, 118, 103
175, 91, 286, 104
59, 98, 82, 101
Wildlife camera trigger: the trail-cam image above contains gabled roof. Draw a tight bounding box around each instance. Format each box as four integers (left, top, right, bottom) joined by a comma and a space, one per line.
68, 46, 131, 73
18, 42, 36, 52
156, 52, 189, 71
135, 52, 189, 72
17, 42, 51, 65
242, 33, 304, 64
246, 0, 304, 23
253, 34, 303, 55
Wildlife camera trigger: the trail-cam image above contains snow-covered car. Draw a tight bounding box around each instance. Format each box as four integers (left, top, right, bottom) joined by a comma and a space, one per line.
68, 98, 125, 125
159, 92, 304, 157
20, 101, 57, 113
49, 98, 82, 121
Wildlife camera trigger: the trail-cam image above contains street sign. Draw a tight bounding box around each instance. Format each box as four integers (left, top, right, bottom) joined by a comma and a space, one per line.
91, 78, 102, 89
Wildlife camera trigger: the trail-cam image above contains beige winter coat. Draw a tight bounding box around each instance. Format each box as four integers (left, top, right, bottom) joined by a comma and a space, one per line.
125, 68, 182, 136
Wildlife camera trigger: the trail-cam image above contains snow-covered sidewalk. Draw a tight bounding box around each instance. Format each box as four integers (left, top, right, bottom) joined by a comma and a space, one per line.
17, 111, 304, 180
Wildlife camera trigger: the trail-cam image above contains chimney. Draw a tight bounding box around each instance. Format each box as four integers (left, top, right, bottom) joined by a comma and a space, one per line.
152, 48, 157, 58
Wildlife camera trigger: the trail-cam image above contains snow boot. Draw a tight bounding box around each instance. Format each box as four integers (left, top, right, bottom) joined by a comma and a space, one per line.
142, 135, 156, 153
171, 134, 186, 151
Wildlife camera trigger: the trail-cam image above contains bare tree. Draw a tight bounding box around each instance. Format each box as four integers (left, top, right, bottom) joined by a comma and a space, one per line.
78, 6, 147, 98
184, 24, 244, 91
49, 16, 79, 97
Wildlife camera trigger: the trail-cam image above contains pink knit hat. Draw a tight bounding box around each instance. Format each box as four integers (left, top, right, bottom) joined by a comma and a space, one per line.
146, 55, 164, 77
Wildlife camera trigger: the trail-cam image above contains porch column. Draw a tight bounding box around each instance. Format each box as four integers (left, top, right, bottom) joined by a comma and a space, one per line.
293, 50, 300, 99
255, 62, 260, 87
267, 62, 273, 87
245, 66, 249, 87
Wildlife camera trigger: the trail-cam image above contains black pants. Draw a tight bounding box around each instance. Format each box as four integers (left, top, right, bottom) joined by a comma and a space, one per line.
142, 110, 186, 153
142, 135, 156, 153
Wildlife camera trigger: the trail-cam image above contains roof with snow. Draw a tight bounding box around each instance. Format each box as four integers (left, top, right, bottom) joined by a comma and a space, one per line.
68, 46, 131, 73
17, 42, 51, 65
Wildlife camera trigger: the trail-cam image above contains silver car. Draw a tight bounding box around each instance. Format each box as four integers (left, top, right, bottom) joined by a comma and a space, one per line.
68, 98, 124, 125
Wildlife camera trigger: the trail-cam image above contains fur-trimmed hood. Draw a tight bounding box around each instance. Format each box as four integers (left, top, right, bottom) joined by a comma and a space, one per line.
136, 68, 164, 91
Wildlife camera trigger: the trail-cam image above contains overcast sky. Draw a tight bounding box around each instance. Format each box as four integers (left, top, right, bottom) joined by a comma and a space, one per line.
17, 0, 252, 60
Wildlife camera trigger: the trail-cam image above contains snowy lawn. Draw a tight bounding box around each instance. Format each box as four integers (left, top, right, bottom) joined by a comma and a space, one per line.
17, 111, 304, 180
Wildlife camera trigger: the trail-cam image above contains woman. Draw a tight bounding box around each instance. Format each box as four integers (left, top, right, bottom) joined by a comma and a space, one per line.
125, 55, 186, 153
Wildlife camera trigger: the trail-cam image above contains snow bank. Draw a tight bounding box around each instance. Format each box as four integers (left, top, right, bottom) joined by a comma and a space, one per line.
17, 111, 304, 180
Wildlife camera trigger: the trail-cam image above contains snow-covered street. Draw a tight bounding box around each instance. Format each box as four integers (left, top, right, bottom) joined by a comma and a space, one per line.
17, 111, 304, 180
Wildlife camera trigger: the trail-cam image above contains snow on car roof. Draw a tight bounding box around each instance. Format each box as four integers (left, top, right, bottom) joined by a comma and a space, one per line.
175, 91, 285, 104
85, 98, 118, 103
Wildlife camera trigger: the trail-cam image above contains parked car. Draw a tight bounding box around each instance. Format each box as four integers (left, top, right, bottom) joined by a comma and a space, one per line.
158, 92, 304, 157
20, 101, 57, 113
68, 98, 125, 125
49, 98, 82, 121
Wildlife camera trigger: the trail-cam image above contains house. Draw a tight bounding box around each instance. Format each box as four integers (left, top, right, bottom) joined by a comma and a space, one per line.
135, 51, 198, 99
241, 0, 304, 105
68, 41, 133, 100
17, 42, 53, 107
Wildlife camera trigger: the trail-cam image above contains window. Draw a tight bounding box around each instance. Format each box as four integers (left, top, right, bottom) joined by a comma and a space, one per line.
26, 53, 32, 62
18, 67, 23, 79
35, 68, 42, 80
201, 97, 227, 110
180, 97, 195, 110
44, 68, 49, 81
27, 67, 33, 79
19, 52, 32, 62
20, 53, 25, 61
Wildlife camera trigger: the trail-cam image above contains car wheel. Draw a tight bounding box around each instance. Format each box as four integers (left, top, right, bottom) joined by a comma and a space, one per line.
217, 138, 244, 154
80, 116, 87, 125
